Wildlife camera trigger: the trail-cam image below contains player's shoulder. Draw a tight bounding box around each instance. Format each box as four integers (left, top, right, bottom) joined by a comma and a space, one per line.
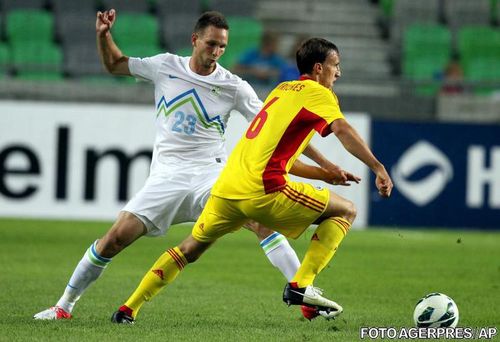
304, 80, 336, 98
213, 63, 247, 88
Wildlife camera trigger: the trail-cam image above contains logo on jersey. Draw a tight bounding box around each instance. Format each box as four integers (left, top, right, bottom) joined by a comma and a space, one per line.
156, 89, 225, 135
392, 140, 453, 206
210, 86, 221, 96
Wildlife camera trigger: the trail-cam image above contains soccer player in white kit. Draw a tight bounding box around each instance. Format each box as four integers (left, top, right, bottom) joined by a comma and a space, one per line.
34, 10, 342, 321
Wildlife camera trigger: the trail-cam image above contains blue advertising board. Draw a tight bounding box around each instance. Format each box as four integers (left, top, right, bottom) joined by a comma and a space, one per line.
369, 120, 500, 229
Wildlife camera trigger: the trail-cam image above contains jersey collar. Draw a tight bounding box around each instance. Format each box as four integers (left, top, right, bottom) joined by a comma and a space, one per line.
299, 75, 314, 81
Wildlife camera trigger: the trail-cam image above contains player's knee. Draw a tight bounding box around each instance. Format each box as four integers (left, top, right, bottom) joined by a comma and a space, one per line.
98, 215, 145, 257
343, 200, 357, 224
247, 221, 274, 241
180, 246, 204, 263
179, 236, 211, 264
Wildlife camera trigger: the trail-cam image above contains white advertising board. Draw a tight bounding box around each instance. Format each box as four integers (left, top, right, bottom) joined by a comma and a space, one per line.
0, 100, 369, 227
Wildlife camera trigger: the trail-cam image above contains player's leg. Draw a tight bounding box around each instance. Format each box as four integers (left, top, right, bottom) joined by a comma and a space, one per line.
112, 235, 213, 323
112, 195, 246, 323
245, 221, 300, 282
33, 212, 146, 320
283, 190, 355, 317
192, 165, 301, 281
33, 170, 180, 320
291, 190, 356, 288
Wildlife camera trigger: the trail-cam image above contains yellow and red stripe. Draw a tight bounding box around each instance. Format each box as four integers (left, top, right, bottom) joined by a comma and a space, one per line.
281, 185, 325, 213
331, 217, 351, 236
167, 248, 187, 270
262, 107, 329, 193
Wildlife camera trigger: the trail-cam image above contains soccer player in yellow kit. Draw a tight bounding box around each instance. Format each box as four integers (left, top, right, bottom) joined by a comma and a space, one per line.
111, 37, 393, 323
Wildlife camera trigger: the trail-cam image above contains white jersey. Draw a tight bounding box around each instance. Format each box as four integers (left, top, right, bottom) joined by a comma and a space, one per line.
129, 53, 262, 169
124, 53, 263, 235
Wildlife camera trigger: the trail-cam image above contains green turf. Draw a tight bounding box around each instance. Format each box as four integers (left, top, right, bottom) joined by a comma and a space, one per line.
0, 218, 499, 341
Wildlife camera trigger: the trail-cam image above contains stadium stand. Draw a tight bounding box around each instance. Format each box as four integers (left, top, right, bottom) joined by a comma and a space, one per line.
1, 0, 46, 11
388, 0, 441, 74
0, 0, 498, 120
12, 42, 63, 80
50, 0, 96, 15
100, 0, 151, 14
457, 26, 500, 66
156, 0, 201, 52
206, 0, 257, 17
402, 24, 451, 96
457, 25, 500, 94
257, 0, 393, 88
6, 9, 54, 44
218, 16, 263, 69
0, 43, 8, 77
443, 0, 492, 32
112, 13, 161, 55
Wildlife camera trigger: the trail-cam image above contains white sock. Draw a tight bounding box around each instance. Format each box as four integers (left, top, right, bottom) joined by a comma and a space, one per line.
56, 240, 111, 313
260, 232, 300, 282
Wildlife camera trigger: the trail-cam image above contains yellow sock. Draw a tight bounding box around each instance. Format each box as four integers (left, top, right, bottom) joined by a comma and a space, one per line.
124, 246, 188, 317
292, 217, 350, 288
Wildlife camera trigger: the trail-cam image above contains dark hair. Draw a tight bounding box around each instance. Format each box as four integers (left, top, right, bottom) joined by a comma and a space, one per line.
296, 38, 339, 75
194, 11, 229, 34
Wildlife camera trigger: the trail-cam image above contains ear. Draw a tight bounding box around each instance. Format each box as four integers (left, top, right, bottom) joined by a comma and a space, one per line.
312, 62, 323, 75
191, 33, 197, 47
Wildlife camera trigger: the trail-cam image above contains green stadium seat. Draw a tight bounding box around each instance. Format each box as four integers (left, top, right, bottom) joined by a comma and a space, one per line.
403, 24, 451, 58
402, 24, 452, 96
492, 0, 499, 22
380, 0, 394, 17
457, 26, 500, 67
175, 46, 193, 57
11, 43, 63, 80
463, 57, 500, 95
218, 16, 263, 69
0, 44, 10, 77
6, 9, 54, 45
112, 13, 161, 49
404, 57, 448, 96
123, 45, 164, 58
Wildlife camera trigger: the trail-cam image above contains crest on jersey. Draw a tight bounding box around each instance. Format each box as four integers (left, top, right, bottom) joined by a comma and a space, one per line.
210, 86, 221, 96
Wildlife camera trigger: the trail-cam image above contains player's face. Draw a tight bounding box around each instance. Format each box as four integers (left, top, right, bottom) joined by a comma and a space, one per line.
317, 51, 341, 89
192, 25, 228, 71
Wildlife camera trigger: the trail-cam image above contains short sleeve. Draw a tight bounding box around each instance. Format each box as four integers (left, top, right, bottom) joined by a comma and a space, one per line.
234, 80, 263, 122
306, 87, 344, 137
128, 53, 165, 83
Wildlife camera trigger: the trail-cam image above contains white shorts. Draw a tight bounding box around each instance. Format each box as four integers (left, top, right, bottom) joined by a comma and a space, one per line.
122, 159, 224, 237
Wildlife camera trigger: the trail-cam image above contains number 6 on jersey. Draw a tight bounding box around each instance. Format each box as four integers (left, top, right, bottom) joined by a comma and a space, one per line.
245, 97, 279, 139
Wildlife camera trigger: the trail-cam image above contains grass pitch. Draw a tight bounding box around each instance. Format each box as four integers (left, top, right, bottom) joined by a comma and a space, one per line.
0, 218, 499, 341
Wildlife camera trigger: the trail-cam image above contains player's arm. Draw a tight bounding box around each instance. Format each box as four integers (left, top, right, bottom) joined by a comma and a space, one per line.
303, 144, 341, 173
96, 9, 130, 76
290, 159, 359, 186
330, 118, 393, 197
302, 144, 361, 185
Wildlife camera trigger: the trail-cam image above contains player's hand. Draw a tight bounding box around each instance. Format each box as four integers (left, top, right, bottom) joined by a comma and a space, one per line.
324, 165, 361, 186
96, 9, 116, 35
375, 167, 393, 197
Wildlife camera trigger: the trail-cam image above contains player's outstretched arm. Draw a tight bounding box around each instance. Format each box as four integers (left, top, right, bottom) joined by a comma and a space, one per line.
330, 118, 393, 197
290, 159, 360, 186
96, 9, 131, 76
302, 144, 361, 185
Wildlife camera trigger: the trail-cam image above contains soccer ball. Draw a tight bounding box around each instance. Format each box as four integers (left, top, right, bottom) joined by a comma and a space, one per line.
413, 293, 459, 328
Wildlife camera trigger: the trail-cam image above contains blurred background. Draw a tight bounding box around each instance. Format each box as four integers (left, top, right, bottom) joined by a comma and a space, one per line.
0, 0, 499, 120
0, 0, 499, 229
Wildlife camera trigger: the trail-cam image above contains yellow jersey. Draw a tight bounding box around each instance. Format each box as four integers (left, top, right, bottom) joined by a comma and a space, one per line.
212, 77, 345, 199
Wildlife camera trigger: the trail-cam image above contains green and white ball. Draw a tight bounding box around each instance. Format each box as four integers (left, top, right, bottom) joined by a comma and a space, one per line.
413, 293, 459, 328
